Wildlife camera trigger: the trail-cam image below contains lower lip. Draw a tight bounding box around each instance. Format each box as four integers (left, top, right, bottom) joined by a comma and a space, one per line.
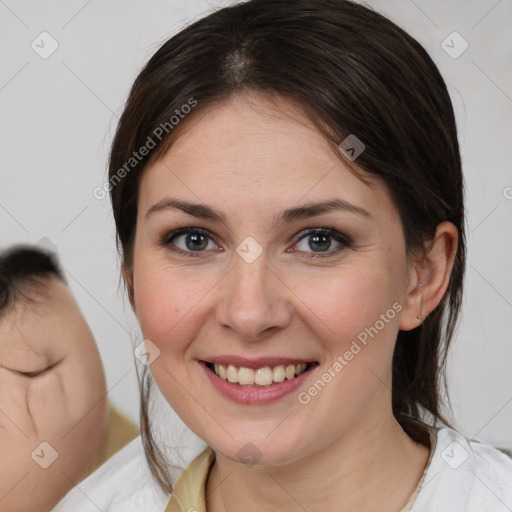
200, 362, 316, 405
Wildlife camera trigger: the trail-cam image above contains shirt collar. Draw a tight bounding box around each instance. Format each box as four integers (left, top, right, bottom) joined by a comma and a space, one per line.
165, 446, 215, 512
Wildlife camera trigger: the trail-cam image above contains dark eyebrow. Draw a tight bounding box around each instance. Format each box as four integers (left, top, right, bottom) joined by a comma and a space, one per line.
145, 199, 228, 223
145, 197, 371, 224
277, 198, 371, 223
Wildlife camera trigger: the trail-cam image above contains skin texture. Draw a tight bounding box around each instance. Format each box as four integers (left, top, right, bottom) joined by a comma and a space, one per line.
0, 278, 108, 512
127, 92, 458, 511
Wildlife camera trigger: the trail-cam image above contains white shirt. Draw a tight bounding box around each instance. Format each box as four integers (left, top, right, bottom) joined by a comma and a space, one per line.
52, 426, 512, 511
51, 434, 172, 512
413, 427, 512, 511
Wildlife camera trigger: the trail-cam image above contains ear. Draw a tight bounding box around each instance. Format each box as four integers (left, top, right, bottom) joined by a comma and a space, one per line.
399, 221, 458, 331
122, 263, 136, 313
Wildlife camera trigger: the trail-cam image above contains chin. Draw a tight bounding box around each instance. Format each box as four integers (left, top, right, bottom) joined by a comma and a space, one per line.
211, 432, 309, 468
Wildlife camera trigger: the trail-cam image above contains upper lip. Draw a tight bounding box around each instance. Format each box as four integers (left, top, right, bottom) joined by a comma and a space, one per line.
201, 356, 316, 369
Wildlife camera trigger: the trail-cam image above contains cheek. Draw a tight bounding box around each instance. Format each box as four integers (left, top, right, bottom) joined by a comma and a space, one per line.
133, 261, 209, 351
0, 378, 36, 437
30, 365, 107, 478
26, 371, 88, 432
0, 368, 107, 502
22, 346, 107, 446
292, 265, 401, 351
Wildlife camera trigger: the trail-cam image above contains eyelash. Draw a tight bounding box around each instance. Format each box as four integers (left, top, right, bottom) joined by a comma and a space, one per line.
160, 227, 352, 259
18, 369, 46, 378
16, 361, 59, 378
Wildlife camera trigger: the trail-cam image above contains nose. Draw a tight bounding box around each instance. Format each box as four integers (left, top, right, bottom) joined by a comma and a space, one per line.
216, 253, 292, 341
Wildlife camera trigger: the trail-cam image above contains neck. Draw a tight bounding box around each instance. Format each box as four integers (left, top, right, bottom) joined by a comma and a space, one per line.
206, 411, 430, 512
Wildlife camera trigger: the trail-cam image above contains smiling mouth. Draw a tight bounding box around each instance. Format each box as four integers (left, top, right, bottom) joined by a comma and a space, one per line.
204, 361, 317, 387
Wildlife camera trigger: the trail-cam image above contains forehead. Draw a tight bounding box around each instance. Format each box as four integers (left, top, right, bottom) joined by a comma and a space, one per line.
0, 279, 83, 354
139, 93, 397, 223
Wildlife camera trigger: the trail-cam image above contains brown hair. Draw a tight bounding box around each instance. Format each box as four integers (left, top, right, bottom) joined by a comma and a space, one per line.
108, 0, 465, 492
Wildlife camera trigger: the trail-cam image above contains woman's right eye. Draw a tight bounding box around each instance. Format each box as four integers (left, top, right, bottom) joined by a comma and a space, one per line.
162, 228, 221, 257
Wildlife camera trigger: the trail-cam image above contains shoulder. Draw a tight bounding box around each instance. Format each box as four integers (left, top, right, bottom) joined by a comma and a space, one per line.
413, 426, 512, 511
51, 435, 170, 512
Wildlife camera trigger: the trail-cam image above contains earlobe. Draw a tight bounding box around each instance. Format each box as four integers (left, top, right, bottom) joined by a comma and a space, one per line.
399, 222, 458, 331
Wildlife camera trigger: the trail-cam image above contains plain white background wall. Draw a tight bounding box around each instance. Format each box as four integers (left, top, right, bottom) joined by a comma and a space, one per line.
1, 0, 511, 448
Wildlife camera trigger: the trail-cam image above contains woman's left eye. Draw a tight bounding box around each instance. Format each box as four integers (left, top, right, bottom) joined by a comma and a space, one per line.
162, 227, 350, 258
292, 228, 351, 257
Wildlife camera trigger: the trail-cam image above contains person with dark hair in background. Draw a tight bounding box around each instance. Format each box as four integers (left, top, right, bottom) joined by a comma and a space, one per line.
0, 245, 138, 511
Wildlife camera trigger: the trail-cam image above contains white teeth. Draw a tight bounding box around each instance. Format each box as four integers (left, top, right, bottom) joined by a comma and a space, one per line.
227, 364, 238, 383
238, 367, 255, 385
255, 367, 273, 386
272, 365, 285, 383
211, 362, 309, 386
285, 364, 296, 380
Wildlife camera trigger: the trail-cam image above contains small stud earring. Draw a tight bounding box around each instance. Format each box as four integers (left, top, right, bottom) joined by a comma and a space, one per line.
416, 314, 422, 321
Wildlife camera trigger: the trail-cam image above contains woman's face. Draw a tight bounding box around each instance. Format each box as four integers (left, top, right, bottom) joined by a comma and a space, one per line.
130, 93, 417, 466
